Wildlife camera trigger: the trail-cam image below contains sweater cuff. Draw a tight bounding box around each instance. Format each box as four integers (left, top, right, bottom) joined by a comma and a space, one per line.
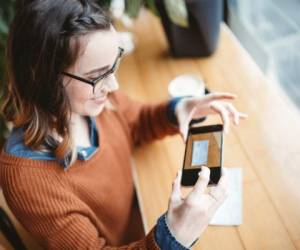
166, 97, 207, 127
166, 97, 184, 126
155, 213, 191, 250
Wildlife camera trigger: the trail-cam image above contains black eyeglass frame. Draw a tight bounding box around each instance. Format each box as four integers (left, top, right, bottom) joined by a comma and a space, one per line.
62, 47, 124, 93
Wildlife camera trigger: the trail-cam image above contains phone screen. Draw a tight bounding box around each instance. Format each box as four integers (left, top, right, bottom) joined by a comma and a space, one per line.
184, 131, 222, 170
181, 125, 223, 186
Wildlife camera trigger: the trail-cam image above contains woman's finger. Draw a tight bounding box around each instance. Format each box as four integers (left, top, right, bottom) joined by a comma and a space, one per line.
239, 113, 248, 119
170, 170, 183, 206
205, 92, 237, 102
210, 103, 230, 133
179, 122, 189, 142
218, 167, 229, 188
179, 106, 197, 141
224, 103, 248, 125
224, 103, 240, 125
186, 167, 210, 203
209, 167, 229, 205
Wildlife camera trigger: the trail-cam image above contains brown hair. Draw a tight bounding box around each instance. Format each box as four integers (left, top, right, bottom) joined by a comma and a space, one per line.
1, 0, 111, 165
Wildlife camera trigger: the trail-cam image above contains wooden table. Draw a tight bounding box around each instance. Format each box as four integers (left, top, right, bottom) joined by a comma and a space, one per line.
117, 10, 300, 250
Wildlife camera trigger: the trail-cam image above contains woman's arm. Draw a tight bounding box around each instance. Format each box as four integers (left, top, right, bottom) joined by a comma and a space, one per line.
1, 166, 160, 249
1, 162, 228, 249
110, 91, 180, 147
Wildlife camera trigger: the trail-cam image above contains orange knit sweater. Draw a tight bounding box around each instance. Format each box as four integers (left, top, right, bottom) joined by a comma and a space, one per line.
0, 91, 179, 249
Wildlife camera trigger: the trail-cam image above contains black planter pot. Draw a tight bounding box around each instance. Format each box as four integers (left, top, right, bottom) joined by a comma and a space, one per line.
155, 0, 223, 57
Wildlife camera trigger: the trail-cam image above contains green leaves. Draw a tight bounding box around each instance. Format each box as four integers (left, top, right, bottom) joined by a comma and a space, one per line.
95, 0, 160, 18
125, 0, 143, 18
163, 0, 188, 27
144, 0, 159, 17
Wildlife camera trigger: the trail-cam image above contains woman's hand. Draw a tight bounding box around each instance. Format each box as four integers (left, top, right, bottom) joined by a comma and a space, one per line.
166, 167, 228, 248
175, 92, 248, 140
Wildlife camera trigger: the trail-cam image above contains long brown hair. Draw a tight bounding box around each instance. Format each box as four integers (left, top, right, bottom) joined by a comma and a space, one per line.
1, 0, 111, 164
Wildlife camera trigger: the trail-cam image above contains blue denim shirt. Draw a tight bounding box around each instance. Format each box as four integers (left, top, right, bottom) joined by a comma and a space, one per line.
4, 116, 99, 169
4, 97, 197, 249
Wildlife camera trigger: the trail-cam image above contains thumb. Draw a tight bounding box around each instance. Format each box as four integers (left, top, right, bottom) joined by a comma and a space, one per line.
170, 170, 182, 206
180, 123, 188, 142
179, 107, 196, 142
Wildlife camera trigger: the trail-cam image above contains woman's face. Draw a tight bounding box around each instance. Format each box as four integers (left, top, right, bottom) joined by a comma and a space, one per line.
63, 27, 121, 117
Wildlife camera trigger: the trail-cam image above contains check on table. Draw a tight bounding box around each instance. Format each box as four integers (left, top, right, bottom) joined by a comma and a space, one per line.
117, 11, 300, 250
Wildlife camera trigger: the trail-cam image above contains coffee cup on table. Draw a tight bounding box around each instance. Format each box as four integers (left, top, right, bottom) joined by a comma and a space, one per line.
168, 74, 206, 98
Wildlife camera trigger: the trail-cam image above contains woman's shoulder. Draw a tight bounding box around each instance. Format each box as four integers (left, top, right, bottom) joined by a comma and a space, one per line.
0, 130, 67, 193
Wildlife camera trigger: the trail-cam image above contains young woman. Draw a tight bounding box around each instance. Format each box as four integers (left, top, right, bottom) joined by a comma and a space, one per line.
0, 0, 247, 249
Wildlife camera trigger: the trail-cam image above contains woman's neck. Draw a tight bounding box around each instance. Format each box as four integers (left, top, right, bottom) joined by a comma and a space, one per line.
69, 113, 91, 147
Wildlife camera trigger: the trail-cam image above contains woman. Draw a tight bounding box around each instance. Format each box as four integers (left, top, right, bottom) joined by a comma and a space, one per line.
0, 0, 247, 249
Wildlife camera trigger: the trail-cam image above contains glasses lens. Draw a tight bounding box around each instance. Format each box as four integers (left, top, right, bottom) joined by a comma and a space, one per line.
92, 48, 123, 94
93, 77, 109, 94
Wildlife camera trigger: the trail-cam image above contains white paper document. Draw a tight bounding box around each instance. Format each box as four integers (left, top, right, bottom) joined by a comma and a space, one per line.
209, 167, 242, 226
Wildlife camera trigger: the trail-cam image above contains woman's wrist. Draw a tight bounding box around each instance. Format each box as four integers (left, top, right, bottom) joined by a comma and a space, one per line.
155, 213, 190, 250
165, 212, 199, 249
164, 213, 191, 248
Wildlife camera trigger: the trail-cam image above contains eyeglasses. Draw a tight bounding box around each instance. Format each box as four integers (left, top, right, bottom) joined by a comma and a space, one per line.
62, 47, 124, 94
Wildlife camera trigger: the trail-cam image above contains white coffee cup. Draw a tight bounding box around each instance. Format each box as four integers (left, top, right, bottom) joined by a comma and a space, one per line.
168, 74, 205, 98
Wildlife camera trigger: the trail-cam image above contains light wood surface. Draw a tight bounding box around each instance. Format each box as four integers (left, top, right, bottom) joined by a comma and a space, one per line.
117, 10, 300, 250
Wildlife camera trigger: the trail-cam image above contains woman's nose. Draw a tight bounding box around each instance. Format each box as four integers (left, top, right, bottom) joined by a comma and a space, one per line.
95, 74, 119, 95
106, 75, 119, 92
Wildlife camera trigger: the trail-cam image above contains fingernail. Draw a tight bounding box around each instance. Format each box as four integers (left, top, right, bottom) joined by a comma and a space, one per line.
198, 168, 202, 175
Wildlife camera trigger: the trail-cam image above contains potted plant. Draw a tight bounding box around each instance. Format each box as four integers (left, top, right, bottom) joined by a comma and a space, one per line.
97, 0, 224, 57
155, 0, 223, 57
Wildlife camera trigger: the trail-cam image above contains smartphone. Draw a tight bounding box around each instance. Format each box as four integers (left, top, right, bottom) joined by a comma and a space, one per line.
181, 124, 223, 186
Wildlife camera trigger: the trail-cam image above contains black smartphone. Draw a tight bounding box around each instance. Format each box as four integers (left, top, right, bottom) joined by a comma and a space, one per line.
181, 124, 224, 186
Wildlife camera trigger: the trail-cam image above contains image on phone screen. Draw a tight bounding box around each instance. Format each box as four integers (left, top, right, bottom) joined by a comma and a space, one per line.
181, 125, 223, 186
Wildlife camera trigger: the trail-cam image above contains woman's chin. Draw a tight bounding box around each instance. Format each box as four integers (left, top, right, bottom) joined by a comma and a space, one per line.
84, 100, 106, 116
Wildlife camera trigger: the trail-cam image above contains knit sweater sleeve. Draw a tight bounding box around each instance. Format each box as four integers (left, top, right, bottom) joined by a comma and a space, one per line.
0, 165, 160, 250
110, 91, 179, 146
